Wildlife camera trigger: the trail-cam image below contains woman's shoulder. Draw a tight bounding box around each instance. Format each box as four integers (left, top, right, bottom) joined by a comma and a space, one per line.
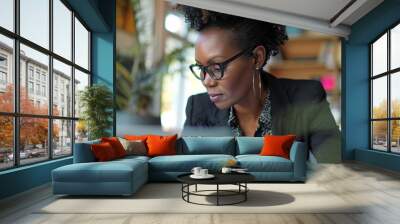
272, 76, 327, 104
185, 92, 229, 126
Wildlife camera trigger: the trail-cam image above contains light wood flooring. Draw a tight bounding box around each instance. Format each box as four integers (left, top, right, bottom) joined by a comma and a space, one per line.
1, 162, 400, 224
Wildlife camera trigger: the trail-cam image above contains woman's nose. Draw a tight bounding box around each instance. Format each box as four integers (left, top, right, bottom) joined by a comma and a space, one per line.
202, 72, 217, 87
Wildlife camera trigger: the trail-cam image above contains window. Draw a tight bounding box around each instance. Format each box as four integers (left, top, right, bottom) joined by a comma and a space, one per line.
74, 17, 90, 70
42, 85, 46, 97
371, 23, 400, 154
0, 0, 14, 32
0, 54, 7, 87
0, 71, 6, 85
0, 35, 13, 114
0, 54, 7, 67
35, 70, 41, 81
28, 81, 34, 94
41, 73, 46, 83
0, 0, 91, 170
36, 83, 40, 95
28, 67, 34, 80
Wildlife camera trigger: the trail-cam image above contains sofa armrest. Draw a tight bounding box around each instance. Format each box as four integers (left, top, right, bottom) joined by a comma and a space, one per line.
73, 140, 100, 163
289, 141, 307, 181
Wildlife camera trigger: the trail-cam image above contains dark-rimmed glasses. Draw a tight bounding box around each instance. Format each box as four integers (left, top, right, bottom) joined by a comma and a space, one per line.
189, 47, 254, 81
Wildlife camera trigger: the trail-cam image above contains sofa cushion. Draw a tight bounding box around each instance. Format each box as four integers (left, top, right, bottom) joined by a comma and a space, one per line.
52, 159, 147, 183
236, 155, 293, 172
177, 137, 235, 155
235, 137, 264, 155
73, 139, 100, 163
148, 154, 235, 172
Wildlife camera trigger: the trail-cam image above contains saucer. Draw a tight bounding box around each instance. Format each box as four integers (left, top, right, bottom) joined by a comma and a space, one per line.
190, 174, 215, 179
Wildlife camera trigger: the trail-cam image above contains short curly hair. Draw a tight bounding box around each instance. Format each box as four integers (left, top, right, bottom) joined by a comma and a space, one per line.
178, 5, 288, 67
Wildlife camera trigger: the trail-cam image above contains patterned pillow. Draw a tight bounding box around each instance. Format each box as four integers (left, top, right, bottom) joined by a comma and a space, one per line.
118, 137, 147, 156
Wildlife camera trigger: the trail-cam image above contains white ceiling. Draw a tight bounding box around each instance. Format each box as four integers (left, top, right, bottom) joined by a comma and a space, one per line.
167, 0, 384, 38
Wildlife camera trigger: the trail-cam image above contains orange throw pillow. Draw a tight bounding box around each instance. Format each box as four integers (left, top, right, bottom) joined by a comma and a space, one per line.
146, 135, 177, 157
124, 135, 149, 141
91, 142, 117, 161
259, 135, 296, 159
101, 137, 127, 158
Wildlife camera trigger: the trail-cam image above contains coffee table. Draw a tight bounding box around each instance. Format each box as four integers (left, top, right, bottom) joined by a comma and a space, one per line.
177, 172, 255, 206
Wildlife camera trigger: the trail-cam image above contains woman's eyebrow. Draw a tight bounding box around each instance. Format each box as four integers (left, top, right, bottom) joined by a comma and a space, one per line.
195, 56, 226, 64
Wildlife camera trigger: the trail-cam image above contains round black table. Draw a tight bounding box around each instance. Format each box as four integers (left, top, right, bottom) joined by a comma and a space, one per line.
177, 172, 255, 206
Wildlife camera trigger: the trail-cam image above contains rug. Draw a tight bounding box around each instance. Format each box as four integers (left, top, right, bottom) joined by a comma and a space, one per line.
37, 183, 362, 214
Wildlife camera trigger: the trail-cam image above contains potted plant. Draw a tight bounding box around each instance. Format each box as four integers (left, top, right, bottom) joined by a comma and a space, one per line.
79, 84, 113, 140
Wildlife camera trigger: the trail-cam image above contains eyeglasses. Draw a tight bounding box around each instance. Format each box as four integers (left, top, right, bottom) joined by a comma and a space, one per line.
189, 47, 254, 81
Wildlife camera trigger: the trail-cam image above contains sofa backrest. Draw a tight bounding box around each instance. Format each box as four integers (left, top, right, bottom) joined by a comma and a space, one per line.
235, 137, 264, 155
73, 139, 100, 163
177, 137, 235, 155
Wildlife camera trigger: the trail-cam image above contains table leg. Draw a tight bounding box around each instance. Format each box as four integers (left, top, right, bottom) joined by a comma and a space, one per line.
217, 184, 219, 206
195, 184, 197, 192
245, 183, 247, 201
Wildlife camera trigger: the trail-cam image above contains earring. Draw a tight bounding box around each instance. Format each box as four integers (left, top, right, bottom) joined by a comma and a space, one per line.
257, 68, 262, 100
252, 69, 256, 98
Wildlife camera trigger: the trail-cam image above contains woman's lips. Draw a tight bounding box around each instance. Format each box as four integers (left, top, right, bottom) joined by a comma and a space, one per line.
209, 93, 223, 103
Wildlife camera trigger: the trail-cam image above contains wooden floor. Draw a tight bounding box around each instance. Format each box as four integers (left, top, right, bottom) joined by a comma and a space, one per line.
1, 162, 400, 224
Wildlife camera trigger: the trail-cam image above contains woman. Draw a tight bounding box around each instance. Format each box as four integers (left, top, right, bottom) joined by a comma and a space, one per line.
180, 6, 341, 163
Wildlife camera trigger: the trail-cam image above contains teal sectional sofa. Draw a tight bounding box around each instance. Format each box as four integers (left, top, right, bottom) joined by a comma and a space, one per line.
52, 137, 307, 196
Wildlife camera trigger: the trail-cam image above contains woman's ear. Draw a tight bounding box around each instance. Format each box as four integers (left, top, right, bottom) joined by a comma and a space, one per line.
252, 45, 266, 69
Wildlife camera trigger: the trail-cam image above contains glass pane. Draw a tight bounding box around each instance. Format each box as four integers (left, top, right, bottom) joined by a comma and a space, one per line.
372, 33, 387, 76
53, 119, 72, 158
0, 0, 14, 31
372, 121, 388, 151
74, 69, 89, 118
391, 120, 400, 153
20, 0, 49, 49
20, 44, 49, 115
0, 116, 14, 170
74, 17, 89, 70
391, 24, 400, 70
0, 34, 14, 113
75, 120, 88, 143
53, 59, 72, 117
372, 77, 387, 119
391, 72, 400, 118
20, 117, 49, 165
53, 0, 72, 60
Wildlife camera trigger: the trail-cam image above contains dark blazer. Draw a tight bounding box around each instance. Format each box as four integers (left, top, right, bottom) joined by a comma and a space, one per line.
184, 72, 341, 163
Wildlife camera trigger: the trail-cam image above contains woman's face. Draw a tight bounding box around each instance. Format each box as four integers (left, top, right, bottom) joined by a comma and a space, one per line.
195, 27, 257, 109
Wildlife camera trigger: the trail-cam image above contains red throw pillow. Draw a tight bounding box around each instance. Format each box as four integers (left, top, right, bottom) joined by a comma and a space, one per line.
146, 135, 177, 157
91, 142, 117, 161
259, 135, 296, 159
101, 137, 127, 158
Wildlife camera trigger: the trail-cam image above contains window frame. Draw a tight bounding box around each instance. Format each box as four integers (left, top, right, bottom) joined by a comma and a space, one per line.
370, 20, 400, 154
0, 0, 92, 171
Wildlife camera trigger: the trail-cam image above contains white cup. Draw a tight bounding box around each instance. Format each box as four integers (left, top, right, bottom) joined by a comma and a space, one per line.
200, 169, 208, 176
191, 167, 202, 176
221, 167, 232, 174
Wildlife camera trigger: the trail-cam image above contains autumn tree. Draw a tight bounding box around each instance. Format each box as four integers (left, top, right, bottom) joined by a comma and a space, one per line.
372, 99, 400, 143
0, 84, 60, 151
